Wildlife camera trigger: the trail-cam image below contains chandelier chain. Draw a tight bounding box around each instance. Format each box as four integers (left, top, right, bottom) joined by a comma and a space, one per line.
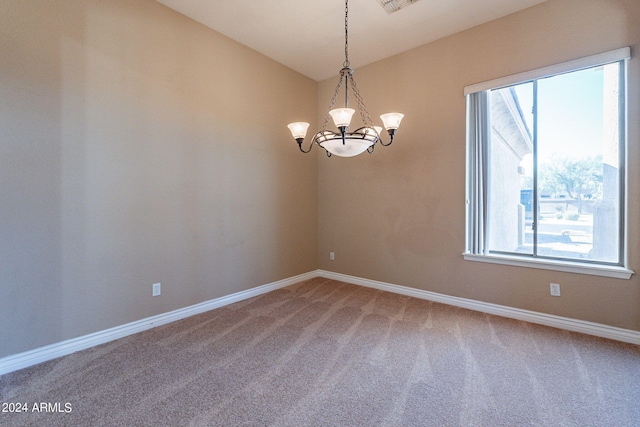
322, 75, 345, 131
343, 0, 349, 68
350, 77, 374, 129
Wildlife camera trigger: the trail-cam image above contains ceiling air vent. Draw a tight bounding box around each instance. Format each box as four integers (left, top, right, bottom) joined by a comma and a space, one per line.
377, 0, 421, 14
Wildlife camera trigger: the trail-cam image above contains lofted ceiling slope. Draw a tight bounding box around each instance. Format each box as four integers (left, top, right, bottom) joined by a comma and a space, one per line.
156, 0, 547, 82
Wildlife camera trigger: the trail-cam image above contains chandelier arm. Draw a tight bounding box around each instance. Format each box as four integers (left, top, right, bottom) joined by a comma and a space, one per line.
296, 138, 314, 153
378, 132, 396, 146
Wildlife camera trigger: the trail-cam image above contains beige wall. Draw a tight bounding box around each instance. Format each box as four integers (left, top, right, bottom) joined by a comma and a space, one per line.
318, 0, 640, 331
0, 0, 318, 358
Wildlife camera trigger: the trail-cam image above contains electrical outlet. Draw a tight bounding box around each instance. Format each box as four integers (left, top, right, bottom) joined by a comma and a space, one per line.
330, 251, 335, 261
152, 282, 161, 297
550, 283, 561, 297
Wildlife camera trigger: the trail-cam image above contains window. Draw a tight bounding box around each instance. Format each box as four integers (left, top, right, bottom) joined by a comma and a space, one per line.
464, 48, 633, 279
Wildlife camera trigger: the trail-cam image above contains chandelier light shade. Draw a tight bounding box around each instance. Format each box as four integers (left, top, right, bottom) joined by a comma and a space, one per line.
329, 108, 356, 129
287, 122, 310, 140
380, 112, 404, 130
287, 0, 404, 157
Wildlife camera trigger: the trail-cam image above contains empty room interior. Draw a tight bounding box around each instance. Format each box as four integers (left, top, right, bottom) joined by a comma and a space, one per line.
1, 0, 639, 425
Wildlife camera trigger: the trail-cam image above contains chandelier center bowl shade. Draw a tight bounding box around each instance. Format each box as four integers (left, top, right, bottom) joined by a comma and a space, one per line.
287, 0, 404, 157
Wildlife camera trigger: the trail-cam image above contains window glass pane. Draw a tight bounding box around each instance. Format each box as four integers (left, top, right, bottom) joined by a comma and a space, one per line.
485, 63, 621, 263
537, 63, 620, 263
488, 82, 534, 255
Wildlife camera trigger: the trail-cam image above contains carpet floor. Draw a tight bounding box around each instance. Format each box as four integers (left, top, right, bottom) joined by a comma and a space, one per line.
1, 277, 639, 426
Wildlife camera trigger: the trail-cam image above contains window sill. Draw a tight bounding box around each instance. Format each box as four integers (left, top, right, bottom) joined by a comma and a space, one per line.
462, 253, 634, 280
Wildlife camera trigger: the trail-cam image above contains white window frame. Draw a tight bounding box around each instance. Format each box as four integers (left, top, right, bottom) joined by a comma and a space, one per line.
463, 47, 634, 280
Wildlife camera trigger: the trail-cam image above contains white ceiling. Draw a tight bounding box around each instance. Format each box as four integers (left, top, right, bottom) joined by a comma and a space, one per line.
156, 0, 547, 82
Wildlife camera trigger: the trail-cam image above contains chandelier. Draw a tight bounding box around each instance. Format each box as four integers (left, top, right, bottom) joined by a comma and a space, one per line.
287, 0, 404, 157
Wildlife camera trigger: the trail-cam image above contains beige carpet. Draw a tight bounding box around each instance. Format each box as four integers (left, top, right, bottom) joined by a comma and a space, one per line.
1, 278, 639, 426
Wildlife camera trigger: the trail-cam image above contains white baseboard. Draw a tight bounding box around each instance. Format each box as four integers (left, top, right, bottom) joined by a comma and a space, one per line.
2, 269, 637, 376
0, 271, 317, 376
318, 270, 640, 345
